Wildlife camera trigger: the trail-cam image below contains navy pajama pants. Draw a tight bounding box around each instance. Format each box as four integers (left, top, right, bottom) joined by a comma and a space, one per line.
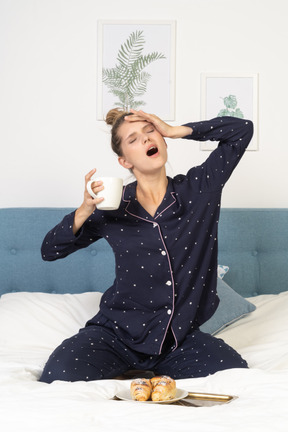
39, 325, 248, 383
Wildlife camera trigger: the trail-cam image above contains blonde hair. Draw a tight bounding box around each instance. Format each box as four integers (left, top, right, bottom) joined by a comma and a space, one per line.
105, 108, 132, 156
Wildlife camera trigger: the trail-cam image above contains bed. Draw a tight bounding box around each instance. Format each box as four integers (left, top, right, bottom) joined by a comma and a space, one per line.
1, 207, 288, 432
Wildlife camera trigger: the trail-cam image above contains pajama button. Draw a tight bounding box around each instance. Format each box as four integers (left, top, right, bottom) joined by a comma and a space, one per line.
161, 251, 166, 256
166, 280, 172, 286
167, 309, 172, 315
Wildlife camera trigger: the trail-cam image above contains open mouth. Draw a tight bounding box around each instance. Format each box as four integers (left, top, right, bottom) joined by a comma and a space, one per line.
146, 146, 159, 157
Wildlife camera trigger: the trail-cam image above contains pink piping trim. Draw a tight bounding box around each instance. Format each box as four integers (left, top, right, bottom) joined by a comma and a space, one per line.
123, 188, 178, 354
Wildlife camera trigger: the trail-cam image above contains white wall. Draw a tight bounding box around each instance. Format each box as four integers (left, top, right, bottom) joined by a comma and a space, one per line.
1, 0, 287, 208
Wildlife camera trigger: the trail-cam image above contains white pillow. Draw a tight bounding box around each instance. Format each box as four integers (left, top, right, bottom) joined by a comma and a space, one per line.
0, 292, 102, 351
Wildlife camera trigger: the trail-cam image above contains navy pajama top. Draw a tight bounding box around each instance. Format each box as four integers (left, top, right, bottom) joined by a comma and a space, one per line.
41, 116, 253, 356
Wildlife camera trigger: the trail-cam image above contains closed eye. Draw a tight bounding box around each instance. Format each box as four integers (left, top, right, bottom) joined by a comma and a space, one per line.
129, 129, 154, 143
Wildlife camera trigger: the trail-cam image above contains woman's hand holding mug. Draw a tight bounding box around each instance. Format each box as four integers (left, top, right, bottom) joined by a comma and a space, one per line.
86, 174, 123, 211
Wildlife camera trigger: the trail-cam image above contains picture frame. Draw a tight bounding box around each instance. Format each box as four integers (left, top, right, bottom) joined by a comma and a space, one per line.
200, 73, 258, 150
97, 20, 176, 121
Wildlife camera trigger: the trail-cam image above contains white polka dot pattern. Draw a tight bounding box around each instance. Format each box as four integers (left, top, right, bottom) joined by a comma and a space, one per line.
41, 117, 253, 356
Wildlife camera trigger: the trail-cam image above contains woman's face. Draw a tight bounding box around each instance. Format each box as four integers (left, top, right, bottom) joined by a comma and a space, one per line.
117, 120, 168, 175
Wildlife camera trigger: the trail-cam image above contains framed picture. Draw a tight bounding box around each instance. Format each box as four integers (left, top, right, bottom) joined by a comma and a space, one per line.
97, 20, 176, 121
201, 73, 258, 150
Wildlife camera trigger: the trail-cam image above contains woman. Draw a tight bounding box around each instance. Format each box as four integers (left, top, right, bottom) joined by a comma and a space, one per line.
39, 109, 253, 383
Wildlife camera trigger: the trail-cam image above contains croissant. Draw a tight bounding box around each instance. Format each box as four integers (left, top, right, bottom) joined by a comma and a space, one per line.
150, 375, 177, 401
130, 378, 152, 401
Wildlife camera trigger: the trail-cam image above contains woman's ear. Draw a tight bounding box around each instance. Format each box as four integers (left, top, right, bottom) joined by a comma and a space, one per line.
118, 156, 133, 170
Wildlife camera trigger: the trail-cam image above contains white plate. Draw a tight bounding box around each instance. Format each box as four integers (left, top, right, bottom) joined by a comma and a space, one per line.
115, 388, 188, 404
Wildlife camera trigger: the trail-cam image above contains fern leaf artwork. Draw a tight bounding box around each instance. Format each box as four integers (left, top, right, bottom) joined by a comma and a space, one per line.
102, 30, 166, 110
217, 95, 244, 118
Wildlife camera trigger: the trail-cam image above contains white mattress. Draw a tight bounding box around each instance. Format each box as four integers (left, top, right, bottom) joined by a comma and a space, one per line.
1, 292, 288, 432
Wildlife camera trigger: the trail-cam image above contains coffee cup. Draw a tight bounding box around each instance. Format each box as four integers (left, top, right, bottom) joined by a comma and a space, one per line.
86, 177, 123, 210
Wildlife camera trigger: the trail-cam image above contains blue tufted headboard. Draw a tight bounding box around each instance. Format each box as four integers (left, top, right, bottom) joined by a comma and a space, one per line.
1, 208, 287, 298
217, 209, 288, 297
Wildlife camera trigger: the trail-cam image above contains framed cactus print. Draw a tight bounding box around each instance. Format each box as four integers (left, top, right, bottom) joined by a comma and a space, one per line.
97, 20, 176, 121
200, 73, 258, 150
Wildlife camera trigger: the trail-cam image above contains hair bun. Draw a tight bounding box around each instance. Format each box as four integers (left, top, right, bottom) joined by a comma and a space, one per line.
105, 108, 127, 126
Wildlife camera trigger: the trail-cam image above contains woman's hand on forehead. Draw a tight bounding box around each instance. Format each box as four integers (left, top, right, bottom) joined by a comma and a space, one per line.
124, 109, 173, 138
124, 109, 193, 139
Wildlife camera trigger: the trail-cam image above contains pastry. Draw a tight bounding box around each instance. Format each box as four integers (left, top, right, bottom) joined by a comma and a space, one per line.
130, 378, 152, 401
151, 375, 177, 401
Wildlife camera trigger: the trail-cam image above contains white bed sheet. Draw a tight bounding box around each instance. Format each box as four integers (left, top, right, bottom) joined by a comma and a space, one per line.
1, 292, 288, 432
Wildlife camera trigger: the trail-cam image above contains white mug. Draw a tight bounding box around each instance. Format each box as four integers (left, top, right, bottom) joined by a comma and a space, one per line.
86, 177, 123, 210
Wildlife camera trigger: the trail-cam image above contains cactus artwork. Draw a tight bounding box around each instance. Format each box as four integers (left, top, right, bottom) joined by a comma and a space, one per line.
217, 94, 244, 118
102, 30, 166, 110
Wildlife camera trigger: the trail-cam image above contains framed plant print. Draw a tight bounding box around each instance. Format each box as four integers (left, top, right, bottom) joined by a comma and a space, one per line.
97, 20, 176, 121
201, 73, 258, 150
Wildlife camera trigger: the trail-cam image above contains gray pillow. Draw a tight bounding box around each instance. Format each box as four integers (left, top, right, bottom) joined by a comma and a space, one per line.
200, 278, 256, 335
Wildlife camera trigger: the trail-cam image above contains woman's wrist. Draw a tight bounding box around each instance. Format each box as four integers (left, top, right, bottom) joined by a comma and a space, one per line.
73, 204, 94, 235
169, 125, 193, 139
